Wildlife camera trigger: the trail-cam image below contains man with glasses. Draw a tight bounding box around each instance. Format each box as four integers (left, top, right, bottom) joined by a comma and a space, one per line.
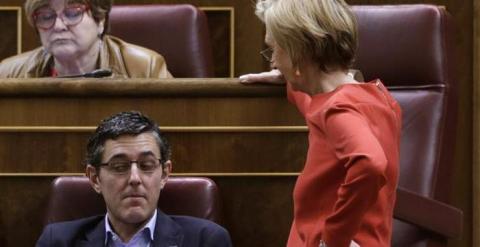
36, 111, 232, 247
0, 0, 172, 78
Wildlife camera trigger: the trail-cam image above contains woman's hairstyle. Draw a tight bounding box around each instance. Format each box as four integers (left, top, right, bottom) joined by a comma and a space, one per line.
25, 0, 112, 36
256, 0, 357, 72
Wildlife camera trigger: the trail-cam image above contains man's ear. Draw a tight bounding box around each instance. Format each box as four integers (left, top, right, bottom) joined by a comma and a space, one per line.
160, 160, 172, 189
86, 165, 102, 194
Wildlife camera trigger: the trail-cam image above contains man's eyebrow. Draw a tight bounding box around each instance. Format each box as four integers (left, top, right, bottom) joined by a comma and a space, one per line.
105, 150, 158, 161
138, 151, 157, 157
105, 153, 129, 160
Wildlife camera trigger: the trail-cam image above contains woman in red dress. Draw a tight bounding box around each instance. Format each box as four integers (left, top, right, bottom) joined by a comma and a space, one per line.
241, 1, 402, 246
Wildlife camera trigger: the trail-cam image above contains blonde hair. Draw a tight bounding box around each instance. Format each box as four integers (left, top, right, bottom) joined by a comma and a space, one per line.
256, 0, 357, 72
25, 0, 112, 35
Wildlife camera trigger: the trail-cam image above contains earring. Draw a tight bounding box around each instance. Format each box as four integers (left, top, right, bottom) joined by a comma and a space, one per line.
295, 69, 301, 76
97, 23, 105, 38
98, 29, 104, 38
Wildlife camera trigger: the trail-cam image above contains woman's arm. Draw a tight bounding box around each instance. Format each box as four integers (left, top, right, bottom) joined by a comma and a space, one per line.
320, 105, 390, 247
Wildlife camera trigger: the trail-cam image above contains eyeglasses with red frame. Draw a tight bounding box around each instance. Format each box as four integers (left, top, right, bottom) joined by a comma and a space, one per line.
32, 4, 89, 30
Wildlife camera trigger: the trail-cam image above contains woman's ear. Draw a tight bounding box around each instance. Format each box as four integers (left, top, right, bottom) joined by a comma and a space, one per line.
86, 165, 102, 194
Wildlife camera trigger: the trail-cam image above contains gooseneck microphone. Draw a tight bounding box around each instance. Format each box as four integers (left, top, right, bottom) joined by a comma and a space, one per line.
58, 69, 112, 78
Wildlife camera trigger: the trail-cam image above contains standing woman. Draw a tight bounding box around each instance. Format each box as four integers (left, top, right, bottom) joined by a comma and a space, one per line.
0, 0, 172, 78
241, 0, 401, 246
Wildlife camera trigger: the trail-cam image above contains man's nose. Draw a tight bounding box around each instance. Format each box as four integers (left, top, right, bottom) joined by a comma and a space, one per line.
128, 163, 142, 185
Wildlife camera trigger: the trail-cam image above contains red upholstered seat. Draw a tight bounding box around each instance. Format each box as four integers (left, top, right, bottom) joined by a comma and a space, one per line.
44, 176, 222, 225
352, 5, 462, 246
109, 4, 214, 78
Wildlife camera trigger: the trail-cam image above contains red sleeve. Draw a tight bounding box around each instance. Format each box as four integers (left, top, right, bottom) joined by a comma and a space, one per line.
321, 104, 388, 247
286, 82, 310, 116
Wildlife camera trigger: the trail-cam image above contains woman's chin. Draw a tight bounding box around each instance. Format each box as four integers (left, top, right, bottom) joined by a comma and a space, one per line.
50, 47, 78, 60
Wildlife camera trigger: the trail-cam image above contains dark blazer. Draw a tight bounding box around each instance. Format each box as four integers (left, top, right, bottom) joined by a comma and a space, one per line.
36, 210, 232, 247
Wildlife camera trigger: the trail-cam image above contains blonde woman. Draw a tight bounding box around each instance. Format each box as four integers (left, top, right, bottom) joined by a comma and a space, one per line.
241, 0, 401, 246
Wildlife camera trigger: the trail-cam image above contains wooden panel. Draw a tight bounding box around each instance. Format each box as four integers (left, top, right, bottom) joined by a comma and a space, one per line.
0, 177, 51, 247
0, 131, 307, 173
202, 7, 234, 77
0, 97, 302, 126
0, 79, 308, 174
216, 176, 295, 247
0, 7, 21, 59
0, 79, 305, 126
473, 0, 480, 246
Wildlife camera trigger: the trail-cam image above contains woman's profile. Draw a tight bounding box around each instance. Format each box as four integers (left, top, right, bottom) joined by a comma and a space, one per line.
241, 0, 402, 246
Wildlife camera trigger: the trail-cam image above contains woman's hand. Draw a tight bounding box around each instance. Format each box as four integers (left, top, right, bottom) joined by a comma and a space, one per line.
239, 69, 285, 84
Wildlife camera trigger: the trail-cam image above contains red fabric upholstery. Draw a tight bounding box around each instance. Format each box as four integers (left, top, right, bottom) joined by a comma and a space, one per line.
109, 4, 214, 78
44, 176, 222, 225
352, 5, 461, 246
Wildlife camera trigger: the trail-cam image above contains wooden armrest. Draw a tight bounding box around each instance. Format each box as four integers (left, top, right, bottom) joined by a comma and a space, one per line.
394, 187, 463, 238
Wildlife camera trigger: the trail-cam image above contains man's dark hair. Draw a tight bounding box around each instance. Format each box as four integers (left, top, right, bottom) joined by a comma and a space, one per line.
85, 111, 171, 166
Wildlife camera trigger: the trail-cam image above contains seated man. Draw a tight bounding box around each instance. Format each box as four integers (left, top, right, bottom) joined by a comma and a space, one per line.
36, 111, 232, 247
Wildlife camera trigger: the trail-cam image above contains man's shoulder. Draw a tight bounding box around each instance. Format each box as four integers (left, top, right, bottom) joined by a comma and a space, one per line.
170, 215, 223, 230
45, 215, 104, 230
36, 215, 104, 247
166, 215, 232, 246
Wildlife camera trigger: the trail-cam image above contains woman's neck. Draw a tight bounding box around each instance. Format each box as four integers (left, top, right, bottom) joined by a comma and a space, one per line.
302, 65, 358, 95
53, 39, 101, 76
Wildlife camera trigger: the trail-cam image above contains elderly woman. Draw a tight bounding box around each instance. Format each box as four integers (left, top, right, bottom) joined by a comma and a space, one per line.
241, 0, 401, 247
0, 0, 171, 78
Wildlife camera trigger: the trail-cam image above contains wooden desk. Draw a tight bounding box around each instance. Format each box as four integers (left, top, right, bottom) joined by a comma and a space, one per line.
0, 78, 307, 247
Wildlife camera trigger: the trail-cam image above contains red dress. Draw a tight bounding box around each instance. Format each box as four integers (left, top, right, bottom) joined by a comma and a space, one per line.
286, 80, 402, 247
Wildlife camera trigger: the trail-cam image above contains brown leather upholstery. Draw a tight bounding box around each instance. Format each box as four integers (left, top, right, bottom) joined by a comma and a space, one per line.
44, 176, 222, 225
109, 4, 214, 78
352, 5, 462, 246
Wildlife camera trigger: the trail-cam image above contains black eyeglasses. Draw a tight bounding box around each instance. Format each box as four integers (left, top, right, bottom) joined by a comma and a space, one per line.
33, 4, 89, 30
98, 158, 164, 175
260, 47, 273, 62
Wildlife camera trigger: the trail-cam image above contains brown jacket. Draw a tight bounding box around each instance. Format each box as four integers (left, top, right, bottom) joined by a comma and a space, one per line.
0, 35, 172, 78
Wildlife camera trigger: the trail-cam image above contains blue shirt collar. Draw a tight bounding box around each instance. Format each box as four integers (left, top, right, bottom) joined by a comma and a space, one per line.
104, 209, 157, 245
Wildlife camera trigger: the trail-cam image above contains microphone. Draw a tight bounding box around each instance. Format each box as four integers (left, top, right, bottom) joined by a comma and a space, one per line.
58, 69, 112, 78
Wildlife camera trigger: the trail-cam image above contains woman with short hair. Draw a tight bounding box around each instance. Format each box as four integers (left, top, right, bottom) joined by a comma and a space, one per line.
241, 0, 402, 246
0, 0, 172, 78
